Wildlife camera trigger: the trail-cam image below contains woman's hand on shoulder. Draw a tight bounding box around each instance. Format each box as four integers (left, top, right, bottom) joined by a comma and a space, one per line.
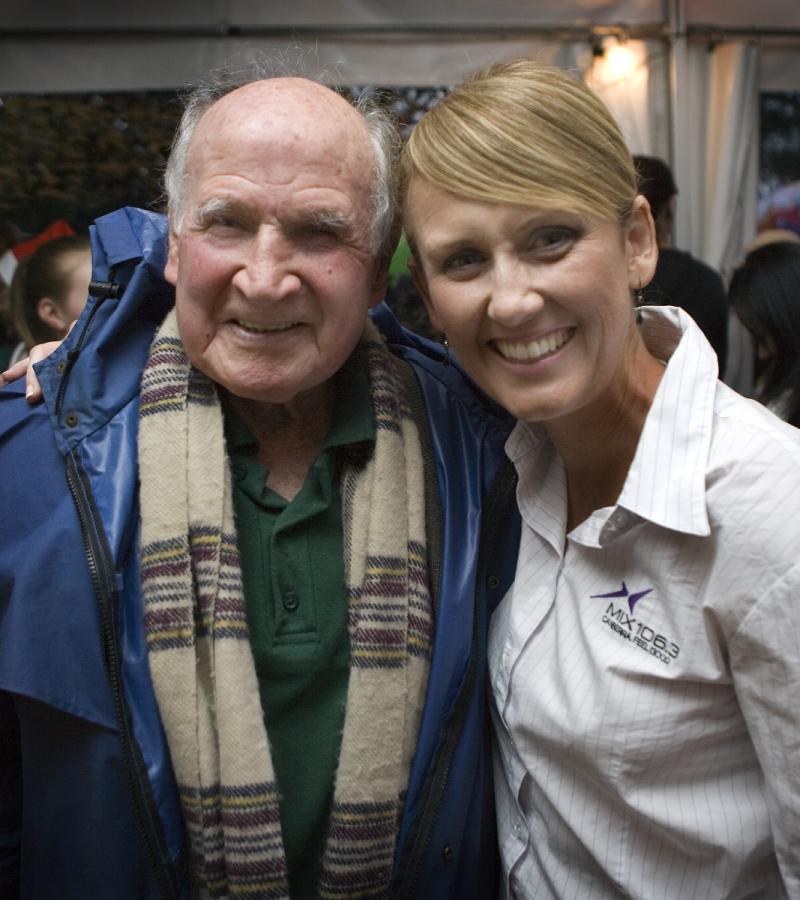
1, 339, 64, 403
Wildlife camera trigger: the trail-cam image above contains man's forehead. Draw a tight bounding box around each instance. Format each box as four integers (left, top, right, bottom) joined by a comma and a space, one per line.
198, 78, 366, 142
187, 79, 374, 188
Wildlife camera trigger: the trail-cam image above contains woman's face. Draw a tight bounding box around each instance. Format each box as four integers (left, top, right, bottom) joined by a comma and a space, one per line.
406, 180, 656, 425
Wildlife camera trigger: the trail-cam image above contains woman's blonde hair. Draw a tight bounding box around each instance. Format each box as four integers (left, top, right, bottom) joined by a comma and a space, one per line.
400, 58, 637, 228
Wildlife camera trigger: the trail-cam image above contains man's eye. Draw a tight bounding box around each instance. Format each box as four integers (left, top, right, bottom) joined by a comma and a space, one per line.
293, 224, 343, 246
197, 212, 242, 233
211, 215, 240, 229
305, 225, 337, 239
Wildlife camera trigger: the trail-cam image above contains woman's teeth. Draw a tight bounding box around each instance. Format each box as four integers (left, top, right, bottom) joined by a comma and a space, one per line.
495, 328, 572, 362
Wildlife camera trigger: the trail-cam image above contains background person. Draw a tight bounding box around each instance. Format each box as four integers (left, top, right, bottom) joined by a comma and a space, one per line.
633, 154, 729, 373
729, 238, 800, 426
0, 219, 24, 368
400, 58, 800, 898
7, 234, 91, 364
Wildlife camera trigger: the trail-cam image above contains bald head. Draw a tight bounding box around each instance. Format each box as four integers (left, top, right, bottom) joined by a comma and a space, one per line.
164, 73, 399, 259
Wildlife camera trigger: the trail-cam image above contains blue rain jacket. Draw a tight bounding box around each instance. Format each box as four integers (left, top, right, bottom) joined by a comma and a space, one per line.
0, 207, 519, 899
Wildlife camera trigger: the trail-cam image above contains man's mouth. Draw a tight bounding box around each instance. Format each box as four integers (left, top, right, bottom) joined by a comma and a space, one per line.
233, 319, 301, 334
494, 327, 574, 362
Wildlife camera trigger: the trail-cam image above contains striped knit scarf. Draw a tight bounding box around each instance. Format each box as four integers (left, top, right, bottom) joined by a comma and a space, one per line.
138, 310, 433, 899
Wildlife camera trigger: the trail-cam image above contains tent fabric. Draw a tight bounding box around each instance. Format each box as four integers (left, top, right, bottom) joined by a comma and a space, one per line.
3, 0, 799, 94
2, 0, 799, 275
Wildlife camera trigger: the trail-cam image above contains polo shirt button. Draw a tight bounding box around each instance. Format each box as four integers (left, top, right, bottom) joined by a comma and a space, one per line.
441, 844, 454, 862
282, 591, 299, 612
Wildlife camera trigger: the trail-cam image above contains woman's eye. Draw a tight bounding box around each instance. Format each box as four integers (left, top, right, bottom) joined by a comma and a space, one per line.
531, 227, 576, 255
442, 249, 484, 274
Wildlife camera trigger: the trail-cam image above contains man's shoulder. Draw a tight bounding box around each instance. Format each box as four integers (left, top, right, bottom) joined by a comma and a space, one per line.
373, 303, 514, 434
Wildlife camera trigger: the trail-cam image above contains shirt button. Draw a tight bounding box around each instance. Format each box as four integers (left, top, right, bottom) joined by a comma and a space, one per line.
487, 575, 500, 589
232, 462, 247, 481
282, 591, 299, 612
441, 845, 454, 862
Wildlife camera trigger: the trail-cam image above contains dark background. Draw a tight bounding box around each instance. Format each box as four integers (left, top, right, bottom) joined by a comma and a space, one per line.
0, 87, 450, 236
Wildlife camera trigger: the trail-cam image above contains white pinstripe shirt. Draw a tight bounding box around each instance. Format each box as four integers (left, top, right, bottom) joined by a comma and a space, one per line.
490, 307, 800, 900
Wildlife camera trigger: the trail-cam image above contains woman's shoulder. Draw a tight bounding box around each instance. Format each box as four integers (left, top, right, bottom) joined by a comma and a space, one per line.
705, 382, 800, 556
712, 381, 800, 465
697, 383, 800, 628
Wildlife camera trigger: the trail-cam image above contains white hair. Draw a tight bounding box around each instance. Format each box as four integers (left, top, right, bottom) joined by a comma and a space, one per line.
163, 63, 400, 259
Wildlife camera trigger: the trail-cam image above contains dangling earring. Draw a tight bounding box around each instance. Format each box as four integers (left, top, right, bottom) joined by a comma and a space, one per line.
634, 282, 645, 324
442, 335, 450, 367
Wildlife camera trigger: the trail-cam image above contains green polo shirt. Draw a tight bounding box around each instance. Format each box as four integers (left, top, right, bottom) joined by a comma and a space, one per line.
224, 350, 374, 900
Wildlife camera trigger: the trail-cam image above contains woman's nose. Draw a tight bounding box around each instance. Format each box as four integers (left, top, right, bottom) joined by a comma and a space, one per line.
487, 259, 544, 326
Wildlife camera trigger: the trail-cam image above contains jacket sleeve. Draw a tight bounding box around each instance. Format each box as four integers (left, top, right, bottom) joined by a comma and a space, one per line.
0, 691, 21, 896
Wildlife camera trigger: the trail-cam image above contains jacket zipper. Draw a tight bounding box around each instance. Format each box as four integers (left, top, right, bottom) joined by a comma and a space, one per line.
65, 450, 179, 900
392, 459, 518, 899
53, 294, 109, 417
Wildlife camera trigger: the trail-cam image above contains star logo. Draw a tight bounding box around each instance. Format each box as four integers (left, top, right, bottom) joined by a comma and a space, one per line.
591, 581, 653, 614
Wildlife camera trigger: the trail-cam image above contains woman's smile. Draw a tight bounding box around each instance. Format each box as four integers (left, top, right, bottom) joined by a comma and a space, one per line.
492, 326, 575, 363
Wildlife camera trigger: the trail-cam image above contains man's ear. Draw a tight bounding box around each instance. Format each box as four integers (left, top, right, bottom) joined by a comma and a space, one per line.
627, 194, 659, 289
408, 255, 444, 333
164, 218, 180, 286
36, 297, 69, 335
367, 254, 391, 309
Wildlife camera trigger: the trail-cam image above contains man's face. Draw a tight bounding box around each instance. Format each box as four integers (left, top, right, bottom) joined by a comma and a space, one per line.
164, 79, 386, 409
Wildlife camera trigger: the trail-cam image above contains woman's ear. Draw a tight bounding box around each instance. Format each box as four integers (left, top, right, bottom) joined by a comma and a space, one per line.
626, 194, 659, 289
408, 255, 445, 333
36, 297, 69, 335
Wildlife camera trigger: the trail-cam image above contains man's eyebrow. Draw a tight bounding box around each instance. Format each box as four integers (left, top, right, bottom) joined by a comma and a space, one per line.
290, 208, 355, 234
192, 197, 239, 225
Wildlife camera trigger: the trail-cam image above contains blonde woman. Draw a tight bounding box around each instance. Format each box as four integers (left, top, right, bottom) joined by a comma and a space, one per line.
400, 59, 800, 898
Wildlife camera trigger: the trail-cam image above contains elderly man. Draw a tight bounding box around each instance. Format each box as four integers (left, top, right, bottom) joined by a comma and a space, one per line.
0, 74, 518, 899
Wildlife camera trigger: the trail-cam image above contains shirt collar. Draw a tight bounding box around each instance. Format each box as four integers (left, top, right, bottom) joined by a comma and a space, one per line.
325, 344, 375, 451
506, 306, 716, 546
617, 305, 715, 537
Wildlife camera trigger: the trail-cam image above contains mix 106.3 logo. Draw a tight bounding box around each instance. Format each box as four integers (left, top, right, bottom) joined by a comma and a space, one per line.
591, 581, 680, 666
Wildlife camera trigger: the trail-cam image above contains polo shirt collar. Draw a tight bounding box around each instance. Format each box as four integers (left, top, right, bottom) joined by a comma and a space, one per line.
325, 344, 375, 451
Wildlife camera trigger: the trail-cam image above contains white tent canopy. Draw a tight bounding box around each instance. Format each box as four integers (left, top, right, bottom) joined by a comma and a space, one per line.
3, 0, 799, 93
2, 0, 799, 276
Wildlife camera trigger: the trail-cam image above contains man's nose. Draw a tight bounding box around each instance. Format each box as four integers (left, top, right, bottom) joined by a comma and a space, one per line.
233, 228, 302, 299
487, 258, 544, 326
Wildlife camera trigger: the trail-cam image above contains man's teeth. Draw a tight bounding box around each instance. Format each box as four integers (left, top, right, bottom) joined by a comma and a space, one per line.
236, 319, 298, 333
496, 328, 572, 362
